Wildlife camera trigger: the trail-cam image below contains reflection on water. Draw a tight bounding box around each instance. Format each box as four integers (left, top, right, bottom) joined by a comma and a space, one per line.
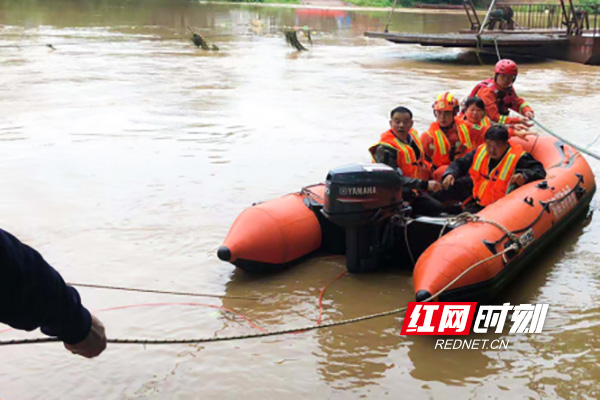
1, 0, 599, 399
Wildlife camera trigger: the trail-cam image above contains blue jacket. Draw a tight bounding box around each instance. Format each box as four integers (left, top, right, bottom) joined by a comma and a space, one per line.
0, 229, 92, 344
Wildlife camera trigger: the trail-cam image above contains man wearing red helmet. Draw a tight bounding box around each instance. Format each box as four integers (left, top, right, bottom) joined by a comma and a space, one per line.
470, 59, 534, 125
421, 92, 481, 181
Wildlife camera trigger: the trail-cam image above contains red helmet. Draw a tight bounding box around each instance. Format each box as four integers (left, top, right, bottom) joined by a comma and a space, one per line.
433, 92, 459, 112
494, 59, 518, 76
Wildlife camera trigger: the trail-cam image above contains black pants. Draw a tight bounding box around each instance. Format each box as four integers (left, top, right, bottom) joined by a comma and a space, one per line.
435, 176, 474, 202
404, 188, 445, 217
432, 176, 483, 214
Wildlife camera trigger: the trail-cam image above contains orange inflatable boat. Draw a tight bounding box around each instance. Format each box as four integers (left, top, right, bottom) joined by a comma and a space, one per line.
218, 136, 595, 301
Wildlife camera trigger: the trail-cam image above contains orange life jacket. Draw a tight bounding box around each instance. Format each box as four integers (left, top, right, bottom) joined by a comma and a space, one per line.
469, 143, 526, 207
473, 115, 492, 129
425, 118, 475, 168
470, 78, 520, 117
369, 129, 430, 179
462, 113, 491, 130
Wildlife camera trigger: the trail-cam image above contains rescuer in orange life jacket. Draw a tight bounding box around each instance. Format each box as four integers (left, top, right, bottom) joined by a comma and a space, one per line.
420, 92, 480, 182
369, 106, 446, 216
440, 125, 546, 213
470, 59, 534, 125
461, 96, 537, 140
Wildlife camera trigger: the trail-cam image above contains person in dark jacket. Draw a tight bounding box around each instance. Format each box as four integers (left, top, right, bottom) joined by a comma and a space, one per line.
369, 106, 445, 216
440, 125, 546, 213
372, 141, 446, 216
0, 228, 106, 358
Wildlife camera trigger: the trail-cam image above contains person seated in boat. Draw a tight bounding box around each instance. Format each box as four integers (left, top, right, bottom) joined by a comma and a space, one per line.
369, 106, 445, 216
370, 106, 432, 180
461, 96, 537, 141
462, 96, 492, 130
440, 125, 546, 213
470, 59, 534, 125
421, 92, 480, 182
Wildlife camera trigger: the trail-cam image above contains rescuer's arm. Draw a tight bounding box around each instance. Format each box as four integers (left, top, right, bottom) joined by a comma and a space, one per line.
0, 229, 106, 358
513, 153, 546, 184
479, 87, 524, 125
443, 150, 476, 181
511, 92, 535, 119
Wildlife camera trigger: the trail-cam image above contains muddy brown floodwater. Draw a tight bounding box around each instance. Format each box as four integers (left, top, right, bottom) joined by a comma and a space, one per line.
0, 0, 598, 399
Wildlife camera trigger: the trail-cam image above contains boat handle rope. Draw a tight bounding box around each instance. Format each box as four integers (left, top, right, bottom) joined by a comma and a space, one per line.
487, 174, 588, 248
0, 242, 520, 347
300, 185, 324, 201
438, 212, 520, 243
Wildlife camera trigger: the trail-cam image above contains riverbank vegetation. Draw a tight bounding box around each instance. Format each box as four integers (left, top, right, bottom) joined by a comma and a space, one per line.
209, 0, 473, 7
212, 0, 301, 4
208, 0, 597, 9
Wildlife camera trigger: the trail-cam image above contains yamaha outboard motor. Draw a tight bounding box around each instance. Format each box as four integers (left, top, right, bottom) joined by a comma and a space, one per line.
321, 164, 410, 273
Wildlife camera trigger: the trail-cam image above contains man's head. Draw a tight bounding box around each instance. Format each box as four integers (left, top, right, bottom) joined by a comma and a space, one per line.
464, 96, 485, 124
433, 92, 459, 128
494, 59, 518, 90
484, 125, 510, 160
389, 106, 414, 137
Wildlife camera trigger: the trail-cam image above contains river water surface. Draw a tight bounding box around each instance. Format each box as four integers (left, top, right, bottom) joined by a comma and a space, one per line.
0, 1, 599, 399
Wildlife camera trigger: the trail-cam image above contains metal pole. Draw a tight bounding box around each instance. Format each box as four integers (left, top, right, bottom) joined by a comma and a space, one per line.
384, 0, 400, 33
559, 0, 569, 34
594, 4, 598, 36
478, 0, 498, 35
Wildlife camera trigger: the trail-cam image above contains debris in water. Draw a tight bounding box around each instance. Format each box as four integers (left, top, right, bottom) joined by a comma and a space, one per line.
284, 29, 312, 52
188, 28, 218, 51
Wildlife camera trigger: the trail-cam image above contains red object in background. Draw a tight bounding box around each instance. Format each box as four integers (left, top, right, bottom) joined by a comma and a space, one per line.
295, 8, 347, 18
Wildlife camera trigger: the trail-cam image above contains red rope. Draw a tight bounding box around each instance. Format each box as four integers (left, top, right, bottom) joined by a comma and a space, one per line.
1, 271, 350, 336
317, 271, 347, 325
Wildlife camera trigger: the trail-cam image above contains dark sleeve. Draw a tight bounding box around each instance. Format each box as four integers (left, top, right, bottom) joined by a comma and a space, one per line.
393, 168, 428, 190
0, 229, 92, 344
516, 153, 546, 183
443, 150, 476, 179
373, 145, 398, 169
401, 176, 428, 190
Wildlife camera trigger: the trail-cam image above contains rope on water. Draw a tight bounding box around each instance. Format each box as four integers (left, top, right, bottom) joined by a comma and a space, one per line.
0, 243, 520, 346
475, 35, 485, 65
66, 282, 260, 301
317, 271, 347, 325
585, 133, 600, 150
493, 37, 502, 61
531, 118, 600, 161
